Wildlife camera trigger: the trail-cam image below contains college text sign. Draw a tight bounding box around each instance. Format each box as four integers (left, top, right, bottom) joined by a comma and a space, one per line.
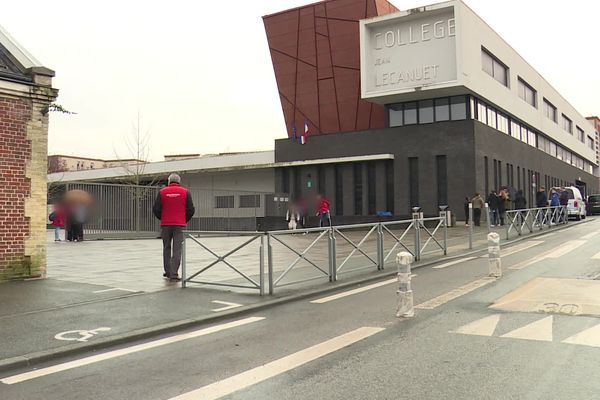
362, 7, 457, 98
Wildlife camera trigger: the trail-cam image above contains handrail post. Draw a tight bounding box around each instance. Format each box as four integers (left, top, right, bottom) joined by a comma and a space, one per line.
468, 203, 473, 250
328, 227, 337, 281
377, 223, 385, 270
484, 202, 491, 234
259, 234, 265, 296
267, 234, 274, 295
442, 211, 448, 255
181, 233, 187, 288
412, 211, 421, 261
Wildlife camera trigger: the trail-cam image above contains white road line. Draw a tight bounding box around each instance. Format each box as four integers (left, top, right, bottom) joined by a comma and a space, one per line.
592, 251, 600, 260
311, 279, 396, 304
0, 316, 265, 385
211, 300, 243, 312
500, 316, 553, 342
499, 240, 544, 257
582, 231, 599, 240
415, 277, 496, 310
451, 314, 500, 337
562, 323, 600, 347
311, 275, 416, 304
168, 327, 384, 400
432, 256, 477, 269
92, 288, 137, 294
510, 240, 586, 270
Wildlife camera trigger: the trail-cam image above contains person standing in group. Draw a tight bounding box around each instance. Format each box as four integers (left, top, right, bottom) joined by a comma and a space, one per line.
514, 189, 527, 225
536, 186, 548, 208
471, 193, 484, 226
549, 188, 561, 224
487, 190, 499, 227
286, 203, 299, 230
49, 203, 65, 242
316, 194, 331, 227
559, 186, 569, 207
498, 189, 508, 226
463, 197, 470, 226
153, 173, 195, 282
297, 197, 308, 229
70, 203, 88, 242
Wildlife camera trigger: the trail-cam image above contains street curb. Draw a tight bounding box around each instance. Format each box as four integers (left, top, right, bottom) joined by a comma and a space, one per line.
0, 220, 588, 374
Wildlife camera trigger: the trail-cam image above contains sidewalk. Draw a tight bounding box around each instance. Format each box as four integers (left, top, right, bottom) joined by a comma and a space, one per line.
0, 220, 579, 373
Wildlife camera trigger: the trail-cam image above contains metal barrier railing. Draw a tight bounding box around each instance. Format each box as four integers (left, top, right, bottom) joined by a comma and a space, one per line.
182, 231, 265, 294
181, 207, 571, 294
267, 226, 332, 292
505, 206, 567, 239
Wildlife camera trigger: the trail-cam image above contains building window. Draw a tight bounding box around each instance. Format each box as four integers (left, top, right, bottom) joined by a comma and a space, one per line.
408, 157, 419, 209
367, 162, 376, 215
282, 168, 290, 193
493, 159, 498, 190
239, 194, 260, 208
477, 100, 487, 124
418, 100, 434, 123
450, 96, 467, 120
385, 160, 394, 214
353, 163, 363, 215
404, 102, 417, 125
588, 136, 595, 150
486, 107, 497, 129
577, 126, 585, 142
562, 114, 573, 134
436, 155, 448, 206
543, 99, 557, 123
434, 98, 450, 121
518, 77, 537, 107
389, 104, 403, 127
215, 195, 234, 209
481, 48, 509, 86
497, 113, 509, 134
484, 156, 489, 196
317, 165, 326, 194
335, 165, 343, 216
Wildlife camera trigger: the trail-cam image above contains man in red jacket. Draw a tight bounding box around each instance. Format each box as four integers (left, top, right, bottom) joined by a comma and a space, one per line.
153, 173, 195, 282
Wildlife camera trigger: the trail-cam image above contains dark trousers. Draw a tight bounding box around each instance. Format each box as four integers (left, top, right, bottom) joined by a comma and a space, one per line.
69, 223, 83, 241
319, 211, 331, 227
162, 226, 183, 278
473, 208, 482, 226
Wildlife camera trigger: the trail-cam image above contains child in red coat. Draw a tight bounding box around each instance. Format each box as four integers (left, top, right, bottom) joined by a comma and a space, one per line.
50, 204, 65, 242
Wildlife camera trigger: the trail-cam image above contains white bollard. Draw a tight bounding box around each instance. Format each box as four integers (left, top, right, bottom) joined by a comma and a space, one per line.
487, 232, 502, 277
396, 251, 414, 318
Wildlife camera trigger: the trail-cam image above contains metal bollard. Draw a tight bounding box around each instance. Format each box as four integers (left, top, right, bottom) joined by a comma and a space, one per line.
468, 203, 473, 249
487, 232, 501, 277
396, 251, 414, 318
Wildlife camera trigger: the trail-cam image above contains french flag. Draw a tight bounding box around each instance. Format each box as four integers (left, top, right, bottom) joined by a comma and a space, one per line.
301, 121, 309, 145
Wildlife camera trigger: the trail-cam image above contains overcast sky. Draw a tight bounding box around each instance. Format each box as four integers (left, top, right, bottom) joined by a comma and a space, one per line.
2, 0, 599, 161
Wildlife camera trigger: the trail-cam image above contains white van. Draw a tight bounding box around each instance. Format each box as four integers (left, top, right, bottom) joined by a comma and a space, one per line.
564, 186, 586, 220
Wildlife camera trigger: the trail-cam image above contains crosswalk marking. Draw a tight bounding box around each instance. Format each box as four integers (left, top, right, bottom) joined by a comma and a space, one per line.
415, 277, 496, 310
500, 316, 553, 342
546, 240, 586, 258
499, 240, 544, 257
168, 327, 384, 400
452, 314, 500, 336
510, 240, 585, 270
0, 316, 265, 385
581, 231, 599, 240
432, 256, 477, 269
562, 324, 600, 347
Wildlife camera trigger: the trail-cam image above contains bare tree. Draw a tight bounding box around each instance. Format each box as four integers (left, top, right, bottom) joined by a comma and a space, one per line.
114, 111, 161, 233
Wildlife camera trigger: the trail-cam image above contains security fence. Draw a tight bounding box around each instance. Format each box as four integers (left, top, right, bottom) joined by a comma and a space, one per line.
503, 206, 567, 239
182, 213, 448, 294
56, 182, 288, 239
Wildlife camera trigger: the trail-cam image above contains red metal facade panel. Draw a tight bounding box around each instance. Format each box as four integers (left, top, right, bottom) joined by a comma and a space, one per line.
264, 0, 398, 137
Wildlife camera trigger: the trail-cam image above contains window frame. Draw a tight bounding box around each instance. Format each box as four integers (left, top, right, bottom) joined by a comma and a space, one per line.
543, 98, 557, 123
517, 77, 537, 108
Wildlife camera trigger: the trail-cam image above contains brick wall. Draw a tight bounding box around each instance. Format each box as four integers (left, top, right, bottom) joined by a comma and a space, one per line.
0, 71, 57, 281
0, 97, 32, 279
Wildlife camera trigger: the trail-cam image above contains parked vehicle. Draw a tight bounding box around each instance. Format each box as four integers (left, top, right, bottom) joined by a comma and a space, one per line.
564, 186, 586, 220
587, 194, 600, 215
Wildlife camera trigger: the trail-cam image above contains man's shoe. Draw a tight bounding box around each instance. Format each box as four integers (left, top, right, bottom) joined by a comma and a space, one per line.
169, 276, 181, 282
163, 273, 168, 279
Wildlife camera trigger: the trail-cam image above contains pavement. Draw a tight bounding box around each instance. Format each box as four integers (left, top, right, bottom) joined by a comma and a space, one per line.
0, 219, 582, 378
1, 217, 599, 399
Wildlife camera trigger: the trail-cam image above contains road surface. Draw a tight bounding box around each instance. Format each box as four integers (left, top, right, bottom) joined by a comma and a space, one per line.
3, 219, 600, 399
